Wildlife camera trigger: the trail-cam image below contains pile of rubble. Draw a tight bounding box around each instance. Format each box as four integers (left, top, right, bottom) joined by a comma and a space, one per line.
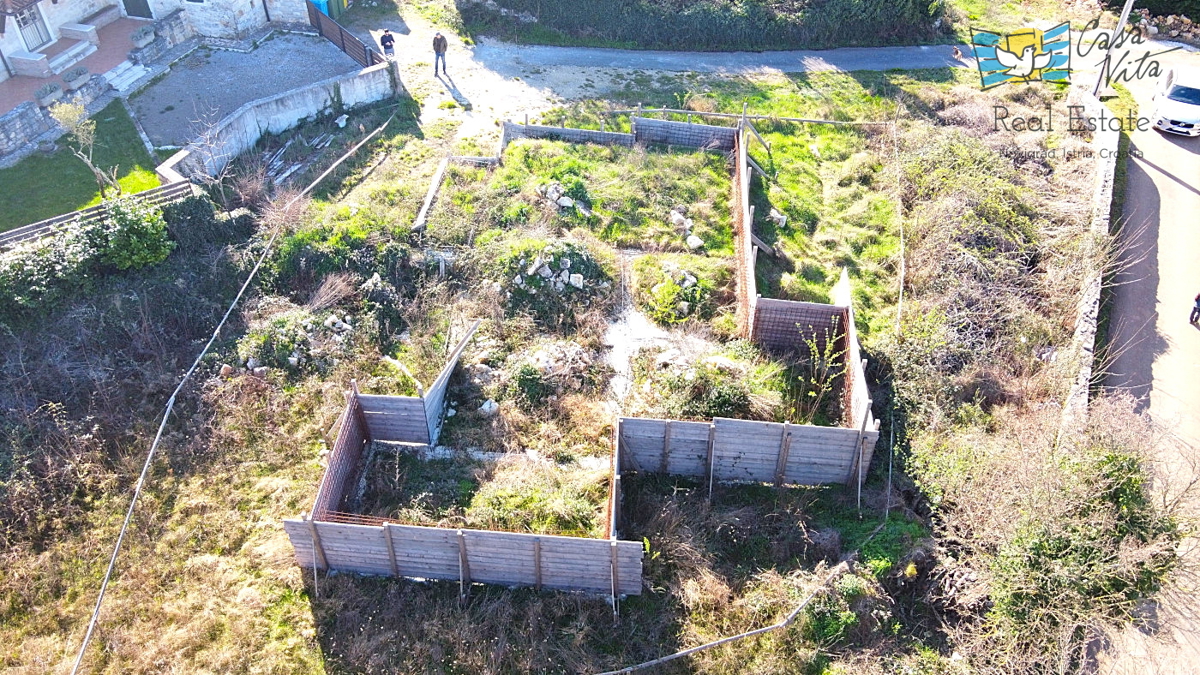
650, 262, 703, 318
668, 205, 705, 250
535, 182, 593, 217
507, 242, 609, 298
511, 341, 598, 396
1137, 9, 1200, 43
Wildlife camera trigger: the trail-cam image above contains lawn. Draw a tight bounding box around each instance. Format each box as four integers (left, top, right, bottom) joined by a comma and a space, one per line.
0, 100, 160, 232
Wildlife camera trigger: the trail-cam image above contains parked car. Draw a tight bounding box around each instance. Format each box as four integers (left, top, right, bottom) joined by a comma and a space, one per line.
1151, 69, 1200, 137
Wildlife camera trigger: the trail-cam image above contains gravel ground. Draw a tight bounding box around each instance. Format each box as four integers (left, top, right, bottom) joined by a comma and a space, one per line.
130, 34, 361, 147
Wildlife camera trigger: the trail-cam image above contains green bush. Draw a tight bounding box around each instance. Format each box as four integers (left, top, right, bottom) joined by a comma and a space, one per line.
507, 362, 554, 409
236, 308, 319, 370
803, 591, 858, 646
99, 194, 174, 270
0, 194, 174, 320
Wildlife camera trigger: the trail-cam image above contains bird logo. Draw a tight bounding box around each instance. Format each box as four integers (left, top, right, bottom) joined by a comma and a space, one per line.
971, 23, 1071, 90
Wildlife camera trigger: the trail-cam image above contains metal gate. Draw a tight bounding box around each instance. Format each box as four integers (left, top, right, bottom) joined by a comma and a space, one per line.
306, 0, 383, 68
15, 6, 50, 51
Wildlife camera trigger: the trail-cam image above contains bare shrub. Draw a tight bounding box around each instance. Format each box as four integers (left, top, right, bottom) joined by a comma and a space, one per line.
306, 273, 359, 312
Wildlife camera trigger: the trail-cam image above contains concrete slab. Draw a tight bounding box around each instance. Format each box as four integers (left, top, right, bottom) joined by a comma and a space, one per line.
128, 33, 361, 148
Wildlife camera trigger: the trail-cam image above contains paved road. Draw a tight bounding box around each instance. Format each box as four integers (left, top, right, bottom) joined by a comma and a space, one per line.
1101, 45, 1200, 675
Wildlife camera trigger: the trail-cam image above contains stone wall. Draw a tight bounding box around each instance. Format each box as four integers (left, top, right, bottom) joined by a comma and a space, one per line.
149, 0, 269, 38
130, 9, 195, 64
0, 75, 113, 168
0, 103, 54, 159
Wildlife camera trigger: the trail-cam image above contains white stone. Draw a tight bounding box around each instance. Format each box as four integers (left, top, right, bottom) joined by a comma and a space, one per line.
526, 256, 543, 276
670, 210, 687, 226
560, 269, 570, 283
681, 273, 697, 288
683, 218, 694, 231
324, 315, 339, 328
479, 399, 499, 416
287, 356, 300, 367
446, 408, 456, 418
246, 357, 261, 369
554, 281, 565, 293
556, 196, 575, 208
676, 301, 691, 315
569, 273, 585, 289
537, 265, 554, 278
335, 114, 349, 128
686, 235, 704, 250
252, 366, 269, 377
560, 257, 571, 269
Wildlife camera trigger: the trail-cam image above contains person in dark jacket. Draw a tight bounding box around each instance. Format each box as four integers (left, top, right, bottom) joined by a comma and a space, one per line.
380, 29, 395, 60
1190, 292, 1200, 323
433, 31, 448, 75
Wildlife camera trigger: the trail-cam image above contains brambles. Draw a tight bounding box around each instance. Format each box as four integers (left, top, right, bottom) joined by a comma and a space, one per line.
99, 194, 174, 270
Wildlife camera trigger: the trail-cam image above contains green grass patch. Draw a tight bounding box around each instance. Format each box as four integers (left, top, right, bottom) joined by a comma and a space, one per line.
429, 139, 734, 254
0, 100, 160, 232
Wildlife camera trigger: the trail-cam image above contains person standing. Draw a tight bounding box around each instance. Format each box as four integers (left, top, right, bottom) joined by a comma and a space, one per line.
433, 31, 448, 76
380, 29, 395, 60
1190, 292, 1200, 323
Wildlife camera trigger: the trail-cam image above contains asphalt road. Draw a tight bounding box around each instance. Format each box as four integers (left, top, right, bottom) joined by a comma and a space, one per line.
1101, 45, 1200, 675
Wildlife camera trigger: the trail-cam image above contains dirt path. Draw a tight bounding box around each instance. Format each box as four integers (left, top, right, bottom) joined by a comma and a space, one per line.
1101, 46, 1200, 675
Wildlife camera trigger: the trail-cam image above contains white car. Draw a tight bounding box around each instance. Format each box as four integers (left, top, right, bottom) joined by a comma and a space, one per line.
1151, 69, 1200, 137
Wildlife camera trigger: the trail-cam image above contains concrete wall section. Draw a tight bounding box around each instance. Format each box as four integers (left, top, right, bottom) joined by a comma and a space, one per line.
185, 61, 394, 174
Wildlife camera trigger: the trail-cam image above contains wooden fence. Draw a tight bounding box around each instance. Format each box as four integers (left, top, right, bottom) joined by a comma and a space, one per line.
282, 518, 643, 595
616, 416, 878, 489
0, 181, 196, 250
307, 0, 384, 69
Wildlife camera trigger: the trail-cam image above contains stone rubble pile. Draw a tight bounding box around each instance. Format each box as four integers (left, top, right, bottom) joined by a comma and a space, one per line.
668, 205, 705, 250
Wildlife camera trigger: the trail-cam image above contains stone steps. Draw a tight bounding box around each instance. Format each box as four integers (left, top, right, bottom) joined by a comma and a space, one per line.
103, 60, 150, 93
48, 40, 97, 75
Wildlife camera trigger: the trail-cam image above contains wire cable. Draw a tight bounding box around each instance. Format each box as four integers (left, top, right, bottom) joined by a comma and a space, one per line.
69, 117, 392, 675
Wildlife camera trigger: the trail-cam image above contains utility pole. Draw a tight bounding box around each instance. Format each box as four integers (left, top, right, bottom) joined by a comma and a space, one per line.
1094, 0, 1138, 96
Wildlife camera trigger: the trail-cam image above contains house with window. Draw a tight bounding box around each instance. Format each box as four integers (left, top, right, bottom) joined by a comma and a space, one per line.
0, 0, 305, 85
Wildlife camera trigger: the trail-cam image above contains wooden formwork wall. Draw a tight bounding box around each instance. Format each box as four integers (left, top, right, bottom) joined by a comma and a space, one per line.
282, 519, 644, 595
617, 416, 878, 487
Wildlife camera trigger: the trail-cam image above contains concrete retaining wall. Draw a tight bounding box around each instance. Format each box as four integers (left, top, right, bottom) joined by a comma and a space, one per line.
170, 61, 396, 175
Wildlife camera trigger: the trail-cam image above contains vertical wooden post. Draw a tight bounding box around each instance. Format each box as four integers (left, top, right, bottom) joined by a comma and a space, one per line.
383, 523, 399, 577
609, 541, 620, 625
706, 423, 717, 502
533, 538, 543, 591
660, 420, 673, 474
457, 530, 471, 599
524, 113, 528, 126
774, 422, 793, 488
304, 513, 328, 571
